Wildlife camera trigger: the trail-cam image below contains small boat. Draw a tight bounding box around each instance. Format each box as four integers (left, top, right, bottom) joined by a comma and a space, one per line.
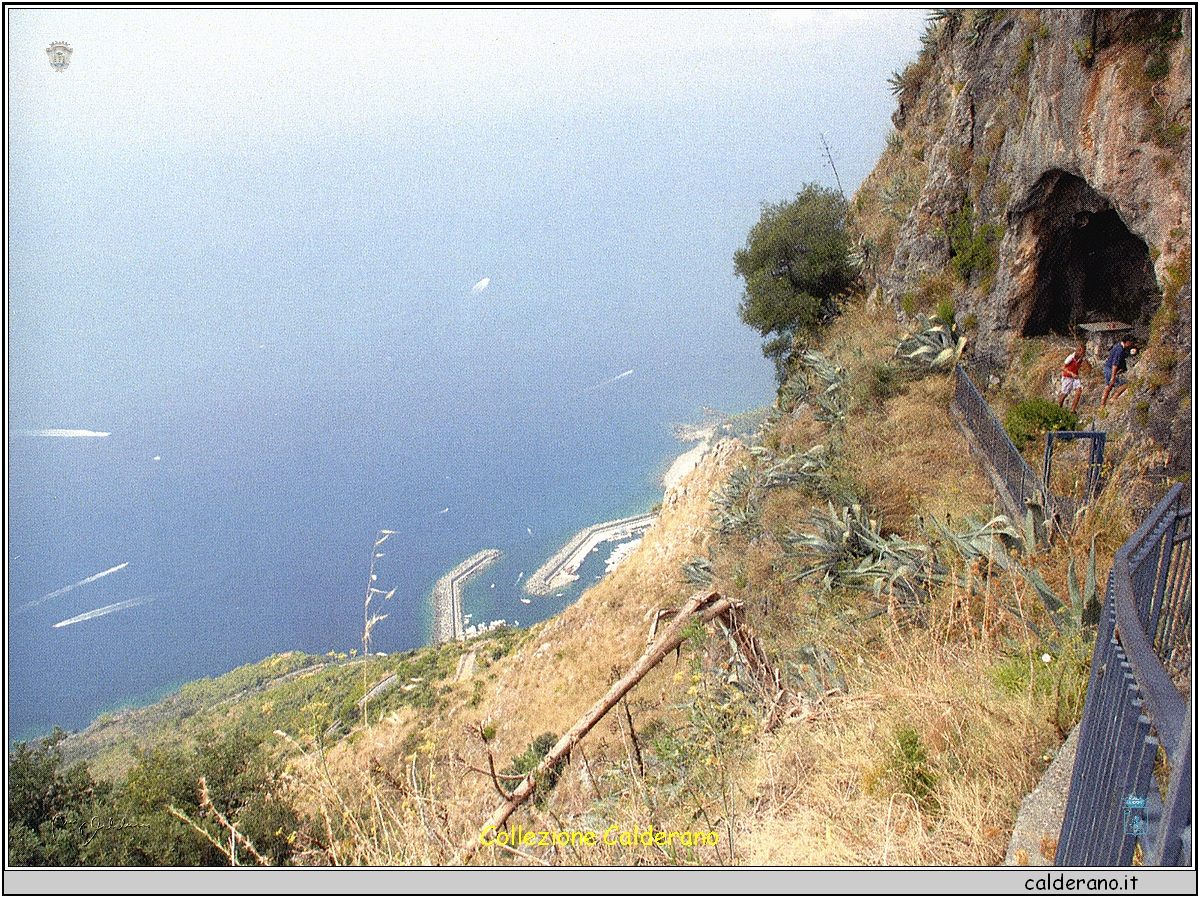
520, 598, 531, 604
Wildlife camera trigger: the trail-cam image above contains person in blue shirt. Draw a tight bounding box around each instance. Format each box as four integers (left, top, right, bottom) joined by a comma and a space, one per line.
1101, 337, 1137, 408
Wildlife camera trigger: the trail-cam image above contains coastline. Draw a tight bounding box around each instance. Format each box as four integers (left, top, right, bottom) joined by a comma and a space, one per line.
430, 549, 502, 644
524, 431, 720, 598
28, 421, 741, 745
662, 435, 713, 492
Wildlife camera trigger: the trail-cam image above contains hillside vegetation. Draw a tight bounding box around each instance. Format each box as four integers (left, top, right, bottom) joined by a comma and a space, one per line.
12, 8, 1188, 868
18, 291, 1149, 866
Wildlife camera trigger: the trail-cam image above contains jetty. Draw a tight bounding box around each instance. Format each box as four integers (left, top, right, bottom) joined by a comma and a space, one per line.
431, 549, 502, 644
525, 513, 657, 596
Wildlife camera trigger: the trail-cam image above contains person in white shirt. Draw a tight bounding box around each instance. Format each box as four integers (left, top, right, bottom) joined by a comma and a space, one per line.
1057, 343, 1089, 413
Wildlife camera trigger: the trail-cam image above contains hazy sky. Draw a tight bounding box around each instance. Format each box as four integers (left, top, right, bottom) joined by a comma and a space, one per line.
8, 8, 929, 428
9, 8, 927, 174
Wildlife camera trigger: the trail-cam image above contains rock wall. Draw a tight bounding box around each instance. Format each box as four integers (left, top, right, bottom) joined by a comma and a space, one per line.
858, 8, 1192, 477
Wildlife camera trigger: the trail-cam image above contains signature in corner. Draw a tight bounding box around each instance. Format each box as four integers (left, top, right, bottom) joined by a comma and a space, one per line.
79, 815, 151, 846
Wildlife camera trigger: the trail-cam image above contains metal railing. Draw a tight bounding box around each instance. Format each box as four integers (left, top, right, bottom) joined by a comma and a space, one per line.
952, 366, 1106, 536
952, 366, 1055, 531
1056, 483, 1193, 866
1042, 430, 1107, 525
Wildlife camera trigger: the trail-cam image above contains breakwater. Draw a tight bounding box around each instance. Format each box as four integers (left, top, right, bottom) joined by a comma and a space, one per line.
525, 513, 657, 596
431, 549, 502, 644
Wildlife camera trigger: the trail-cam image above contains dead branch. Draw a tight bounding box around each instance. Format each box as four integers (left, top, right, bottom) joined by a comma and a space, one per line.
369, 756, 408, 795
489, 838, 552, 866
622, 697, 645, 777
167, 804, 235, 864
459, 761, 528, 783
168, 776, 271, 866
579, 747, 602, 801
457, 589, 732, 864
475, 722, 515, 800
646, 608, 674, 644
715, 608, 800, 731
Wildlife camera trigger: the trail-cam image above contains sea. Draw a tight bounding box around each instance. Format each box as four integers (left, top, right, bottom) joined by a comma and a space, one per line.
7, 14, 924, 743
7, 137, 786, 743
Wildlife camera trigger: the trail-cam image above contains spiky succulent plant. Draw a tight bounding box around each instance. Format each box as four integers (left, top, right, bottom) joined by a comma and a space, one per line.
894, 314, 967, 372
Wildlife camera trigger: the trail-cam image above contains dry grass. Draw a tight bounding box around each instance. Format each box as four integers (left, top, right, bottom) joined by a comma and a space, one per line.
852, 375, 996, 529
281, 299, 1108, 867
739, 580, 1062, 866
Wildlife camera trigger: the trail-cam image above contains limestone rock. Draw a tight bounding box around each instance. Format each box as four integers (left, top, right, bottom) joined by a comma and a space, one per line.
864, 8, 1191, 476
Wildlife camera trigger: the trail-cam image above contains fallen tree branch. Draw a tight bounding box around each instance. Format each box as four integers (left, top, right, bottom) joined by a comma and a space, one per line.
457, 589, 732, 864
459, 761, 529, 783
476, 722, 515, 801
168, 776, 271, 866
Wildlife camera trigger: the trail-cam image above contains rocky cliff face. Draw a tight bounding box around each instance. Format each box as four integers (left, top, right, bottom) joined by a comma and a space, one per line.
855, 8, 1192, 477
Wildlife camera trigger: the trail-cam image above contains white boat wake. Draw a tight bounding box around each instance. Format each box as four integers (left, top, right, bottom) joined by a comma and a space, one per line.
585, 369, 634, 392
21, 429, 111, 438
21, 562, 130, 610
52, 596, 150, 629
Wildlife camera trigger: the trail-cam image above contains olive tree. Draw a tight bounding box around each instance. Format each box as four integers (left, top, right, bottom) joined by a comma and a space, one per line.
734, 184, 857, 380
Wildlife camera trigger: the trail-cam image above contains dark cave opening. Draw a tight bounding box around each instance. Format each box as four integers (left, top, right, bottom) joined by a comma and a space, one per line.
1019, 172, 1160, 339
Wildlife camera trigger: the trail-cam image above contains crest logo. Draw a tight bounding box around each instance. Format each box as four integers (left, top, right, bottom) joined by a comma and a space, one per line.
46, 41, 72, 72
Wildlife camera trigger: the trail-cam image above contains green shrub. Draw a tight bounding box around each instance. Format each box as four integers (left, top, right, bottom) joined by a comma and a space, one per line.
867, 362, 904, 404
1144, 47, 1171, 81
890, 724, 938, 807
1004, 399, 1079, 451
1072, 38, 1094, 67
1014, 34, 1036, 78
502, 733, 564, 804
949, 201, 1003, 284
935, 296, 956, 326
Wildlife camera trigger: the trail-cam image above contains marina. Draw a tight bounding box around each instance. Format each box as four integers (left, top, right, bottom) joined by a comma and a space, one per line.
524, 512, 657, 596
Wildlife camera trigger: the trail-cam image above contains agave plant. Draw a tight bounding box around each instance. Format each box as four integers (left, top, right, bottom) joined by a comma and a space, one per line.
925, 513, 1027, 573
796, 350, 850, 424
777, 373, 810, 415
681, 555, 715, 586
760, 445, 833, 491
894, 313, 968, 372
1020, 538, 1102, 641
780, 503, 946, 602
711, 445, 840, 539
776, 350, 849, 420
710, 465, 763, 536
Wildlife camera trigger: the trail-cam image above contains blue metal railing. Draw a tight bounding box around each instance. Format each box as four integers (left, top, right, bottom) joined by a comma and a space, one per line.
1042, 431, 1107, 523
1056, 483, 1192, 866
952, 366, 1104, 535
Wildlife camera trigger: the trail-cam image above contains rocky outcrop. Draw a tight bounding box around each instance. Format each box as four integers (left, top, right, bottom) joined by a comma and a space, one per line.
859, 8, 1191, 478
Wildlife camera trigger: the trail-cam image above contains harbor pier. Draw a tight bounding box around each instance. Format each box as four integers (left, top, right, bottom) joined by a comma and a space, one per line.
431, 549, 501, 643
524, 513, 657, 596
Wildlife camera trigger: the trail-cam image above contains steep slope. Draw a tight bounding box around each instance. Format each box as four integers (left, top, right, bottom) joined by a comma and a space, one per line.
283, 297, 1087, 866
853, 8, 1192, 485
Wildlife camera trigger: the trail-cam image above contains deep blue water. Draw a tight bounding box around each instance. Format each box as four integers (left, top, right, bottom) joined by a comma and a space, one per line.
7, 13, 925, 743
6, 136, 785, 742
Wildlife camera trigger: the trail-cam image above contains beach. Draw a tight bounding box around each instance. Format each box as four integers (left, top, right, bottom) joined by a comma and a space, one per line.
662, 427, 715, 492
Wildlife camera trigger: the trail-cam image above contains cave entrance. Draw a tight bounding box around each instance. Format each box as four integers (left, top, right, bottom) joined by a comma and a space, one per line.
1017, 171, 1160, 340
